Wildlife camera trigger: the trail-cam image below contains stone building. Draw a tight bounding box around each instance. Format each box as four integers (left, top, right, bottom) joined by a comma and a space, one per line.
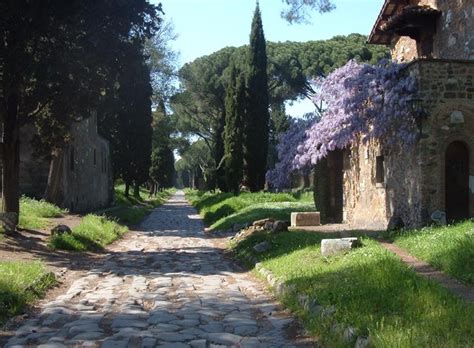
323, 0, 473, 229
16, 114, 114, 213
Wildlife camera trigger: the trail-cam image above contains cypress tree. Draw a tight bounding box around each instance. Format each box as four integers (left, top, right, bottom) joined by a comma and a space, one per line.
244, 3, 270, 192
224, 64, 245, 195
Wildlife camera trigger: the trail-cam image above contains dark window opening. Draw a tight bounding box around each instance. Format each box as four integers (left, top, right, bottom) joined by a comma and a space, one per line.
93, 148, 97, 165
375, 155, 385, 184
445, 141, 469, 221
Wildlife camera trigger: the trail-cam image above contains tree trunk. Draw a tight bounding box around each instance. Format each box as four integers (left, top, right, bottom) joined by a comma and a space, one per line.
44, 151, 65, 206
124, 182, 130, 197
1, 93, 21, 225
133, 183, 140, 198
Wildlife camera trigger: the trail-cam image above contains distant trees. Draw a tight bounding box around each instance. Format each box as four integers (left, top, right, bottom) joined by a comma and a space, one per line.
172, 32, 388, 192
171, 47, 236, 190
149, 102, 175, 194
0, 1, 161, 222
175, 140, 213, 189
244, 3, 270, 192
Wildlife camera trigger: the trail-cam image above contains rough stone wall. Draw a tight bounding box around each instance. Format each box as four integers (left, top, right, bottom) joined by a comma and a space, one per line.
391, 0, 474, 62
54, 115, 113, 212
342, 141, 424, 230
342, 60, 474, 229
342, 139, 388, 230
410, 59, 474, 219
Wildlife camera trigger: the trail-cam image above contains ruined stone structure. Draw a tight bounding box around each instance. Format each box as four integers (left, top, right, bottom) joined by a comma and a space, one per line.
326, 0, 474, 229
16, 114, 113, 213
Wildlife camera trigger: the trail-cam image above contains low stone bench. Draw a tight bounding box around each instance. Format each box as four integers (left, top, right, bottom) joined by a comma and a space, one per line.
290, 212, 320, 227
321, 237, 361, 257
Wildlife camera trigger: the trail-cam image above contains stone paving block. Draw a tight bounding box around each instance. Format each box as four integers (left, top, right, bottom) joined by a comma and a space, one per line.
207, 332, 242, 345
290, 212, 321, 226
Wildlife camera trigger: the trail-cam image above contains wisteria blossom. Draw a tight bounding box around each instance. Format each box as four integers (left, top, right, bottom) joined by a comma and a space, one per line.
294, 59, 418, 169
266, 116, 314, 190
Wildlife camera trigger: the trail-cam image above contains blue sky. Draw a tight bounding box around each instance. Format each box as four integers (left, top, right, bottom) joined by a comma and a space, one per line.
151, 0, 385, 116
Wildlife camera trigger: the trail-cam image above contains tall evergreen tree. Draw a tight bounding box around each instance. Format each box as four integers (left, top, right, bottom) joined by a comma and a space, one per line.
244, 3, 270, 192
224, 65, 245, 195
99, 41, 153, 198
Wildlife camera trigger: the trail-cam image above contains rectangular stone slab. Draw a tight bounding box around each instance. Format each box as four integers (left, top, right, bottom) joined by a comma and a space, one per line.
321, 237, 360, 257
290, 212, 321, 227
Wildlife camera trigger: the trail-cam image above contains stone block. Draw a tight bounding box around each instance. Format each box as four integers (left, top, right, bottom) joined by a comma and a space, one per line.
431, 210, 447, 225
290, 212, 320, 227
271, 220, 288, 233
252, 218, 274, 227
51, 225, 72, 236
321, 238, 361, 257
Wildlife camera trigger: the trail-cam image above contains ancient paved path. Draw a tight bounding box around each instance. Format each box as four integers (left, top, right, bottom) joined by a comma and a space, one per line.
7, 192, 308, 348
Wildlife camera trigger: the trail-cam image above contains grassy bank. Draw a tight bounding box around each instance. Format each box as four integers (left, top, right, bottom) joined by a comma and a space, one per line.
391, 220, 474, 285
0, 261, 56, 325
231, 231, 474, 347
49, 214, 127, 251
186, 190, 314, 230
108, 185, 175, 225
18, 197, 67, 230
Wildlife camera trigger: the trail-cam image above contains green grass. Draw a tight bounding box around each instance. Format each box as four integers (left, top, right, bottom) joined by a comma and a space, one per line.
18, 196, 67, 230
49, 214, 128, 251
110, 185, 174, 225
231, 231, 474, 347
211, 202, 314, 230
185, 189, 315, 230
391, 220, 474, 285
0, 261, 56, 324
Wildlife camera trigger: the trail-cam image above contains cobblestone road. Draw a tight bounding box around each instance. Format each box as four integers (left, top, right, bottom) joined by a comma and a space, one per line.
7, 192, 309, 348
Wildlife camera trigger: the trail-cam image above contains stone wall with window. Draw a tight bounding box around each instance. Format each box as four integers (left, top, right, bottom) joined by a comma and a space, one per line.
414, 59, 474, 221
15, 114, 113, 213
342, 139, 389, 230
52, 114, 113, 212
391, 0, 474, 62
341, 59, 474, 229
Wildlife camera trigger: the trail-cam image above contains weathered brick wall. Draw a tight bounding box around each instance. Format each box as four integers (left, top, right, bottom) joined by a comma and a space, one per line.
391, 0, 474, 62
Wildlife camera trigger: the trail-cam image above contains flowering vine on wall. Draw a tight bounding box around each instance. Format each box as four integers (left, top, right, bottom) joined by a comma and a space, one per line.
267, 59, 418, 190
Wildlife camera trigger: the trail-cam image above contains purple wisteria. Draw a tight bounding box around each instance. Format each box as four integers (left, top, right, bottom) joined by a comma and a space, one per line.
294, 59, 418, 169
266, 117, 314, 190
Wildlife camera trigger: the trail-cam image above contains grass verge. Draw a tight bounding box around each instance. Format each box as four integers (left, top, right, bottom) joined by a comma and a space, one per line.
231, 231, 474, 347
185, 189, 314, 230
18, 196, 67, 230
390, 220, 474, 285
49, 214, 127, 251
109, 185, 175, 225
0, 261, 56, 325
